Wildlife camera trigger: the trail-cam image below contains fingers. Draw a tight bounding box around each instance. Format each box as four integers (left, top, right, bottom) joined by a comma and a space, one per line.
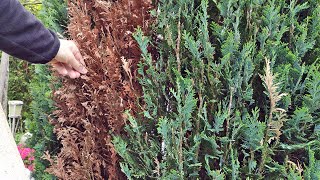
65, 52, 87, 74
64, 64, 81, 79
50, 39, 88, 78
71, 44, 86, 67
63, 42, 87, 74
51, 61, 80, 79
52, 62, 68, 76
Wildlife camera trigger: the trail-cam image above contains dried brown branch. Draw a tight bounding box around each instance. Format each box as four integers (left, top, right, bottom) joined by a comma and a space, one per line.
45, 0, 153, 179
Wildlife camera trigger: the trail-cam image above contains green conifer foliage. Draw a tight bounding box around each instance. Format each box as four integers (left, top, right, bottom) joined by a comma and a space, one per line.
26, 65, 59, 179
114, 0, 320, 179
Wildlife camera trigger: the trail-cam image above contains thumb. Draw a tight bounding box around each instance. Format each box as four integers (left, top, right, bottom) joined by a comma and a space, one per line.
55, 39, 88, 74
64, 51, 87, 74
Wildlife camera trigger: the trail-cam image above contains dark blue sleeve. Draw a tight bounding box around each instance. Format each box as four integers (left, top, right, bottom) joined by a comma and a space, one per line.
0, 0, 60, 64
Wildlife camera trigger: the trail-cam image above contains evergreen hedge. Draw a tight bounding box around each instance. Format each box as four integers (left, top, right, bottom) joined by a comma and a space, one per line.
113, 0, 320, 179
46, 0, 320, 179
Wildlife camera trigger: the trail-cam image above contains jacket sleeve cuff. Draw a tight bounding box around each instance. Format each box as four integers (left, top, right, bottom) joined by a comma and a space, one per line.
40, 30, 60, 64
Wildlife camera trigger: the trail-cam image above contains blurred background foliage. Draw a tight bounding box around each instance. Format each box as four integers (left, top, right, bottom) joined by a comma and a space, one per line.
8, 0, 67, 178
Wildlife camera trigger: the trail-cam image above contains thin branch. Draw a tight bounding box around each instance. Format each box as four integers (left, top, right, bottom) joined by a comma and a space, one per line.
223, 87, 234, 163
22, 2, 42, 6
175, 8, 182, 73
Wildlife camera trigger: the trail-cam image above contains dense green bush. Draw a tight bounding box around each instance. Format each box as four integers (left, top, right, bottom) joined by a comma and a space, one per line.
8, 58, 34, 127
26, 65, 59, 179
114, 0, 320, 179
39, 0, 68, 34
6, 0, 65, 178
8, 0, 42, 134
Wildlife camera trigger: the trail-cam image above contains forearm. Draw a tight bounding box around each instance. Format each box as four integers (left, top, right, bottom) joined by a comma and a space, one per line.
0, 0, 60, 64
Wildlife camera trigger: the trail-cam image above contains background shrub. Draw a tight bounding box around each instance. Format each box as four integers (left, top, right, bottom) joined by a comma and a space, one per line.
24, 0, 67, 179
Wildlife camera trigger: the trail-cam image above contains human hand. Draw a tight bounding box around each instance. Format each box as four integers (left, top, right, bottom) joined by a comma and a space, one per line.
49, 39, 87, 78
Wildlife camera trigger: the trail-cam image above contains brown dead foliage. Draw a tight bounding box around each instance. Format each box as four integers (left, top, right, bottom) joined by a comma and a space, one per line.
44, 0, 153, 179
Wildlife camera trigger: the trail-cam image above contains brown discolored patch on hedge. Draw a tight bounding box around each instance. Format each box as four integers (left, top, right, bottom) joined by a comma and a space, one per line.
44, 1, 153, 179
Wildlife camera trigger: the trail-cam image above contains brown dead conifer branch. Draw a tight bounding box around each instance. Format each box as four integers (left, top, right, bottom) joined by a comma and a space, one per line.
258, 57, 287, 174
45, 0, 154, 179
